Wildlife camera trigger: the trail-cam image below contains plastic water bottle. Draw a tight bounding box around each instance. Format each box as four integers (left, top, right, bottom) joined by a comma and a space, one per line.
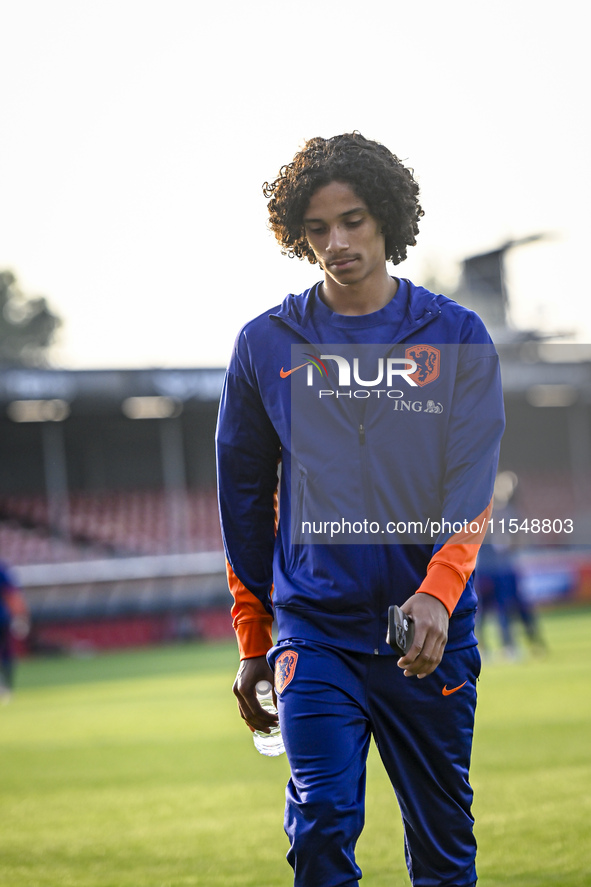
253, 680, 285, 756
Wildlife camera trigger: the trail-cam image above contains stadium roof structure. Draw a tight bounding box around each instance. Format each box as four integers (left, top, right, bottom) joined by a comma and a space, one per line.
453, 234, 573, 345
0, 366, 225, 414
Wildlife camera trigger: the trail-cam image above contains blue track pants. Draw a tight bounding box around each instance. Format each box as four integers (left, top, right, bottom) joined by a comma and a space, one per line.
268, 639, 481, 887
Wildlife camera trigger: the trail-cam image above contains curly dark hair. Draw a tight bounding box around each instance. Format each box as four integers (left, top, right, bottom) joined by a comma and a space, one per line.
262, 132, 424, 266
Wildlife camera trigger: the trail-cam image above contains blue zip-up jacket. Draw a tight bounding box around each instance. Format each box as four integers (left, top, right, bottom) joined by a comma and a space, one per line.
216, 280, 505, 659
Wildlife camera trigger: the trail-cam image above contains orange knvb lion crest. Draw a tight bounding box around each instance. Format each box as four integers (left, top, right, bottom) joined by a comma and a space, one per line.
405, 345, 441, 387
275, 650, 298, 695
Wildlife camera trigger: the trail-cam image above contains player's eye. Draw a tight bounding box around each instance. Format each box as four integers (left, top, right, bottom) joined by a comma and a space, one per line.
346, 218, 363, 228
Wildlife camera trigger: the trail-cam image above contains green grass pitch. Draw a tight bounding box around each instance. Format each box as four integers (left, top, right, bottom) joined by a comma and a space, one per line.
1, 607, 590, 886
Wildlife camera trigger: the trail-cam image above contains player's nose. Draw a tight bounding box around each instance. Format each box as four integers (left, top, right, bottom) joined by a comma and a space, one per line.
326, 224, 349, 252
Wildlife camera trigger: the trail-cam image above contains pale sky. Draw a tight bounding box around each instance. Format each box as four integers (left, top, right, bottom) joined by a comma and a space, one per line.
0, 0, 589, 369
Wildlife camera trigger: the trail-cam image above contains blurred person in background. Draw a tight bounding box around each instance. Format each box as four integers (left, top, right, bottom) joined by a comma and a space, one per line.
476, 471, 546, 658
0, 560, 30, 701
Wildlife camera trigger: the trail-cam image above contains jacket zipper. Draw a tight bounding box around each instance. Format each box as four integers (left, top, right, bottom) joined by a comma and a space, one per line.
357, 418, 384, 653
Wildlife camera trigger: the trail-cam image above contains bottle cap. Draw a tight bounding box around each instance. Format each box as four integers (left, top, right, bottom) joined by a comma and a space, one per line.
255, 680, 273, 697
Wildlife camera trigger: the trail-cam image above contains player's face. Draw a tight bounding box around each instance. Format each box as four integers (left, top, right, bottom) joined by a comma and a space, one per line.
302, 181, 386, 289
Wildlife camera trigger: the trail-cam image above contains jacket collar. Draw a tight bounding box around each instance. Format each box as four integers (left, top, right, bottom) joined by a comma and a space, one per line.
271, 278, 442, 344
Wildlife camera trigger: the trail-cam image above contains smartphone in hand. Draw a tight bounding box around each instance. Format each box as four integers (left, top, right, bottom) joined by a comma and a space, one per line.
386, 605, 415, 657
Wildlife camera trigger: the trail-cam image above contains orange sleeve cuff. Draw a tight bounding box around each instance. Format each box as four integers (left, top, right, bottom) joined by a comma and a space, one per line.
227, 561, 273, 659
416, 499, 493, 616
416, 558, 469, 616
233, 617, 274, 660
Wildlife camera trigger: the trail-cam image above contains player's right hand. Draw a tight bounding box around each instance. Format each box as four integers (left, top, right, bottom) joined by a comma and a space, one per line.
397, 592, 449, 678
232, 655, 278, 733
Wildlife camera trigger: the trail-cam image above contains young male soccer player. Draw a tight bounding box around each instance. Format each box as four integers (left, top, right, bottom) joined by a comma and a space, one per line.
216, 133, 505, 886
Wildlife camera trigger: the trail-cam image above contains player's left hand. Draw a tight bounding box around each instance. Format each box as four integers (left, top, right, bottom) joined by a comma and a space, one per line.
397, 593, 449, 678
